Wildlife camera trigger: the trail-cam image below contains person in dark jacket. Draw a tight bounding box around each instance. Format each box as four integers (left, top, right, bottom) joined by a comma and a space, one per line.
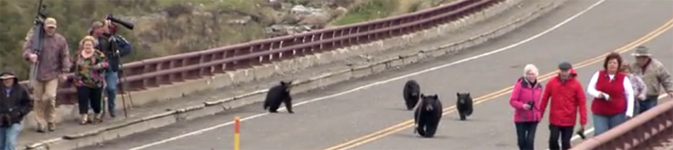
509, 64, 543, 150
539, 62, 588, 150
89, 20, 132, 118
0, 68, 33, 150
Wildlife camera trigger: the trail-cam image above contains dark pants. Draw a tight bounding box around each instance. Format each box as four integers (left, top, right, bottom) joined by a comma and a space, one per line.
77, 86, 103, 114
515, 121, 539, 150
548, 125, 574, 150
638, 95, 659, 114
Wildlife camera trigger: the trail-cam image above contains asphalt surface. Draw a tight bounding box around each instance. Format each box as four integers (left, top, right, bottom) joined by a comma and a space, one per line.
77, 0, 673, 150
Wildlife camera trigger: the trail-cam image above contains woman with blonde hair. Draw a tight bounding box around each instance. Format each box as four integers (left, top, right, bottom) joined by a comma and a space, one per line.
72, 36, 109, 125
620, 63, 647, 115
509, 64, 543, 150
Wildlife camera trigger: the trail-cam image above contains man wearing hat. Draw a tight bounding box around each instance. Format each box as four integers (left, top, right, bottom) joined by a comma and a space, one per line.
22, 17, 71, 133
89, 20, 133, 118
539, 62, 588, 150
630, 46, 673, 114
0, 68, 33, 150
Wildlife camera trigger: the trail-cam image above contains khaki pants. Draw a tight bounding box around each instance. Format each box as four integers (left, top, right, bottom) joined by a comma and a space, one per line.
32, 79, 59, 125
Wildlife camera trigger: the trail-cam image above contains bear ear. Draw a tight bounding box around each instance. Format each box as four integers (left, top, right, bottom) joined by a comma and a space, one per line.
456, 92, 460, 97
420, 93, 425, 98
466, 93, 470, 97
280, 81, 286, 85
433, 94, 439, 99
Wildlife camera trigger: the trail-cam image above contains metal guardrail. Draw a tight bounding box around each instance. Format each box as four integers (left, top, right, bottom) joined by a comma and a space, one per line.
17, 0, 503, 105
572, 98, 673, 150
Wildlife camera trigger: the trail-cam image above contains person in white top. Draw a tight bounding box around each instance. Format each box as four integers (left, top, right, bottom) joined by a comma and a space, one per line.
586, 52, 635, 136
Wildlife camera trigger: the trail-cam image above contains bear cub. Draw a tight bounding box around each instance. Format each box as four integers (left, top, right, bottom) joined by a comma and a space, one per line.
456, 92, 473, 120
263, 81, 294, 114
402, 80, 421, 110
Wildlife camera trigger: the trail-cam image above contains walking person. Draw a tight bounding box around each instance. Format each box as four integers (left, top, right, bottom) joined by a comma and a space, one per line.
620, 63, 647, 115
89, 20, 132, 118
630, 46, 673, 113
22, 17, 71, 132
539, 62, 588, 150
73, 36, 109, 125
0, 68, 33, 150
509, 64, 543, 150
586, 52, 635, 136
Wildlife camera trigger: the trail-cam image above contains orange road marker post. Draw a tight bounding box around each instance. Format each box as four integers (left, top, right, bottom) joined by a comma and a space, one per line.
234, 116, 240, 150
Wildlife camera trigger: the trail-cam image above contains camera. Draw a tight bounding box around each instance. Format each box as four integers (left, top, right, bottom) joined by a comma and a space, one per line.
105, 14, 134, 35
526, 101, 535, 110
0, 114, 12, 127
576, 128, 586, 139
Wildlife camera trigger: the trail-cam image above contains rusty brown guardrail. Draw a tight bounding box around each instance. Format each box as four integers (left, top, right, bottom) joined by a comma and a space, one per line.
17, 0, 504, 105
572, 98, 673, 150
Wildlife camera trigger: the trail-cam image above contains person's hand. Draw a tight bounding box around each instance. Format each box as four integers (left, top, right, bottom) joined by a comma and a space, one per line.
28, 54, 38, 63
668, 92, 673, 98
580, 125, 586, 131
60, 74, 69, 81
602, 93, 611, 101
522, 104, 531, 110
638, 95, 647, 101
92, 64, 102, 69
597, 92, 605, 99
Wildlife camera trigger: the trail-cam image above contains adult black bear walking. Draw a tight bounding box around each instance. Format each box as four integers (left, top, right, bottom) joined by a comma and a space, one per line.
414, 94, 442, 138
263, 81, 294, 113
402, 80, 421, 110
456, 92, 473, 120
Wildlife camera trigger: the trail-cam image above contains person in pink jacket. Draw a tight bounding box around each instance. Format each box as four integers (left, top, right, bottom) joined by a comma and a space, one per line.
509, 64, 543, 150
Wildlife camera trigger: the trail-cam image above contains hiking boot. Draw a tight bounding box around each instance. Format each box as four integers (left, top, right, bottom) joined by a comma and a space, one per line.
36, 124, 45, 133
109, 109, 116, 118
47, 122, 56, 131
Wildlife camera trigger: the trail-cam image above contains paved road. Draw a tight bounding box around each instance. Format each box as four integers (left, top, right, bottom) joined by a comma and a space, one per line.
77, 0, 673, 150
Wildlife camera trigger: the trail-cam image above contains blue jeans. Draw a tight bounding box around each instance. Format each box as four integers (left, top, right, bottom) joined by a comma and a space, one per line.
0, 123, 22, 150
105, 71, 118, 115
638, 95, 659, 114
593, 113, 626, 136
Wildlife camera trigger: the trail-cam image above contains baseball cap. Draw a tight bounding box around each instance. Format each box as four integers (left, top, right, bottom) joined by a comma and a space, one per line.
558, 62, 572, 71
45, 17, 57, 28
0, 73, 15, 80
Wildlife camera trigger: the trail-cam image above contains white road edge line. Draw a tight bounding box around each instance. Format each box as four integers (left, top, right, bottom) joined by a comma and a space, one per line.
129, 0, 606, 149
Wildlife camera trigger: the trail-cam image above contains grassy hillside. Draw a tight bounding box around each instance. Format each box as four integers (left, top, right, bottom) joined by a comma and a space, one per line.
0, 0, 458, 79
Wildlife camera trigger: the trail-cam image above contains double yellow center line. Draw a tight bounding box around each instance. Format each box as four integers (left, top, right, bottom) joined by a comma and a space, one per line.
323, 18, 673, 150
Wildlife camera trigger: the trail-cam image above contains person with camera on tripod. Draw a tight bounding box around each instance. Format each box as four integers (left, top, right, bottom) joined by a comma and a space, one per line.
0, 67, 33, 150
22, 17, 71, 133
89, 20, 132, 118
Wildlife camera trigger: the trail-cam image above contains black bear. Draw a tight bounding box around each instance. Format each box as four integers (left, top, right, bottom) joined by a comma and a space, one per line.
402, 80, 421, 110
456, 92, 473, 120
263, 81, 294, 113
414, 94, 442, 138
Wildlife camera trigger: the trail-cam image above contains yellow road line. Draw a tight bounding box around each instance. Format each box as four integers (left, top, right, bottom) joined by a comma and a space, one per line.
323, 18, 673, 150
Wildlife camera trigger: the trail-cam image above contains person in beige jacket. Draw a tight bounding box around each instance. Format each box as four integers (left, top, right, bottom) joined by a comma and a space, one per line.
630, 46, 673, 114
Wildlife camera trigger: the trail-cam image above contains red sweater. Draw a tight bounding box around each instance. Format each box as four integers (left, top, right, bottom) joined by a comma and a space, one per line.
591, 71, 627, 116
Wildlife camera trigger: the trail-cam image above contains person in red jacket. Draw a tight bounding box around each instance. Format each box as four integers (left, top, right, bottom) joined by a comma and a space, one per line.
539, 62, 588, 150
586, 53, 635, 136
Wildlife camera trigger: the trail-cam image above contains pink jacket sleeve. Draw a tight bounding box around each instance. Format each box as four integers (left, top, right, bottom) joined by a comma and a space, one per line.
510, 80, 525, 109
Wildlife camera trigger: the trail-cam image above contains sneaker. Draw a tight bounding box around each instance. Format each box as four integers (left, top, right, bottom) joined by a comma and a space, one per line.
47, 122, 56, 132
36, 123, 45, 133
